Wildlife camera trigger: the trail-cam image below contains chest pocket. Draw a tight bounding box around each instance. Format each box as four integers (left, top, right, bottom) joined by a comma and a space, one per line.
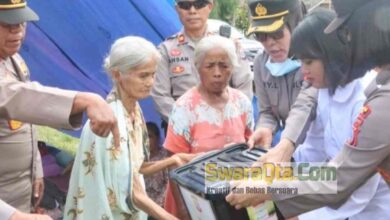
269, 90, 282, 123
169, 62, 197, 99
267, 87, 279, 107
0, 119, 27, 136
263, 79, 280, 116
291, 71, 304, 100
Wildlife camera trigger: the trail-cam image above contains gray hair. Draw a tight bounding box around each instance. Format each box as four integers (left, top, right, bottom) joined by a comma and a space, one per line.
194, 35, 239, 70
103, 36, 160, 75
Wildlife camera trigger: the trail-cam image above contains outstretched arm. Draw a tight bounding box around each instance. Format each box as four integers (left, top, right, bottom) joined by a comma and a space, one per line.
140, 153, 197, 175
0, 80, 119, 147
71, 92, 119, 147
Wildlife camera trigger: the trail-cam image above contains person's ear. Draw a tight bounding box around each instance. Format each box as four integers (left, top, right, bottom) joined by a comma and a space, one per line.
208, 2, 214, 11
112, 69, 121, 82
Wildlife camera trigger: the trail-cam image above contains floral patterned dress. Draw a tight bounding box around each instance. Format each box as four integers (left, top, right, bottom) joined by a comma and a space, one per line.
64, 99, 149, 220
163, 87, 254, 216
144, 149, 169, 207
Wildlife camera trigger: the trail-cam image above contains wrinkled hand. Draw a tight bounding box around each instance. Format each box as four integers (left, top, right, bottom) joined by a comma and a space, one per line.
247, 127, 273, 149
225, 180, 271, 209
171, 153, 198, 167
10, 211, 52, 220
258, 138, 295, 164
33, 178, 44, 211
73, 93, 120, 148
85, 94, 119, 148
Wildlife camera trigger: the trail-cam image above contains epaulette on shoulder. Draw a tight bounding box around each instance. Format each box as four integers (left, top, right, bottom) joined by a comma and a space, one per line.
164, 32, 186, 45
166, 34, 178, 41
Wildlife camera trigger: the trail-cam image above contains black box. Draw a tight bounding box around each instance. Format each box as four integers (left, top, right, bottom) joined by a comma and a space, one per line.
169, 143, 282, 220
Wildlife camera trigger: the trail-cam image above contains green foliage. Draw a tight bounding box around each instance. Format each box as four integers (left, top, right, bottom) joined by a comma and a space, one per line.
234, 5, 250, 34
210, 0, 250, 34
37, 126, 80, 156
210, 0, 238, 23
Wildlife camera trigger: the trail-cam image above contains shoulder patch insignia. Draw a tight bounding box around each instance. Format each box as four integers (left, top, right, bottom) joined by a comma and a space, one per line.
167, 34, 177, 40
172, 65, 185, 74
349, 105, 372, 146
170, 48, 182, 57
178, 34, 186, 44
8, 120, 23, 130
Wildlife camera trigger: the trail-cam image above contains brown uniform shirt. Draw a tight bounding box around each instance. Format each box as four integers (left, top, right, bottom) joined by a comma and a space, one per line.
273, 69, 390, 218
0, 54, 43, 213
0, 54, 81, 219
253, 52, 318, 145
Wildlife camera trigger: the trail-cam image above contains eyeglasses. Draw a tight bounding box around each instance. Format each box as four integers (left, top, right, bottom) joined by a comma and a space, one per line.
254, 28, 285, 42
0, 22, 26, 31
177, 0, 209, 10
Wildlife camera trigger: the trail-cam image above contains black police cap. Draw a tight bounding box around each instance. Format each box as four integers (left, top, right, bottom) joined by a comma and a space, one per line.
247, 0, 300, 34
0, 0, 38, 25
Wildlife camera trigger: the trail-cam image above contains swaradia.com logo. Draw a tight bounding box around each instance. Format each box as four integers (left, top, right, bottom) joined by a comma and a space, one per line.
204, 162, 338, 195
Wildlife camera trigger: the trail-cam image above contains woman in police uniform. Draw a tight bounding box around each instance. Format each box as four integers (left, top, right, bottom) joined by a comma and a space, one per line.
226, 0, 390, 218
246, 0, 317, 149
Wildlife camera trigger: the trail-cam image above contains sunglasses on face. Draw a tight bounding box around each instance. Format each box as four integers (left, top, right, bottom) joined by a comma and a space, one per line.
177, 0, 209, 10
254, 28, 285, 42
0, 22, 26, 30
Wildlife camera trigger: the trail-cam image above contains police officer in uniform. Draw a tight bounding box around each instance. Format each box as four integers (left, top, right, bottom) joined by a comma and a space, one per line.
0, 1, 120, 219
246, 0, 318, 152
151, 0, 253, 133
226, 0, 390, 218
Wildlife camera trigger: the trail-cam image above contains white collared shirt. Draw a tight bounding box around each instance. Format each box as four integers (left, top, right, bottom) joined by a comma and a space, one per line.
294, 77, 390, 220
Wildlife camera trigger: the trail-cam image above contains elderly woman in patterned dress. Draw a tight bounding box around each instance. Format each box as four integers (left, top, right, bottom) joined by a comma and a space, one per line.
163, 35, 254, 218
64, 36, 195, 220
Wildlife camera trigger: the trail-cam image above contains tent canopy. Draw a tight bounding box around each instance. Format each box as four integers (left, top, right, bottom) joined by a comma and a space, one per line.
21, 0, 181, 136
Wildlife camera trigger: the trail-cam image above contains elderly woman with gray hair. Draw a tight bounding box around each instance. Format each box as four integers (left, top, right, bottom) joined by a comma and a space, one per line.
64, 36, 194, 220
163, 35, 254, 218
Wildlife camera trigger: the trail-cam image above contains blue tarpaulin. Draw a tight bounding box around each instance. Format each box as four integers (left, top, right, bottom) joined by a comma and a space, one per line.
20, 0, 182, 136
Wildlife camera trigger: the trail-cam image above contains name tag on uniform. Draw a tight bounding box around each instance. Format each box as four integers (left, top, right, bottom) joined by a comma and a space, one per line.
170, 48, 182, 57
8, 120, 23, 130
263, 81, 278, 88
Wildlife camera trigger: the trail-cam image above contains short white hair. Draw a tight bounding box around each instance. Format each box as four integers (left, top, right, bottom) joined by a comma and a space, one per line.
194, 35, 238, 70
103, 36, 160, 74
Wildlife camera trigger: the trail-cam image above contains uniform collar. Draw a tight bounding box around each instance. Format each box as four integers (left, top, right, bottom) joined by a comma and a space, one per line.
376, 68, 390, 86
178, 27, 214, 48
2, 56, 17, 76
362, 68, 390, 98
1, 57, 11, 63
332, 79, 362, 103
